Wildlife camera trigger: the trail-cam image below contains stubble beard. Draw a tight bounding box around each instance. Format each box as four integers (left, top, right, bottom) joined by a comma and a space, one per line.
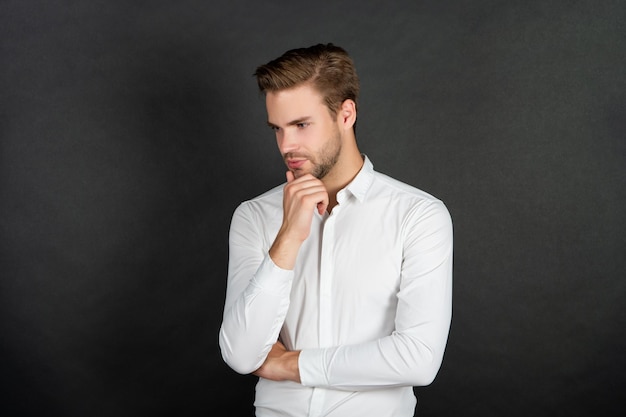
303, 127, 343, 180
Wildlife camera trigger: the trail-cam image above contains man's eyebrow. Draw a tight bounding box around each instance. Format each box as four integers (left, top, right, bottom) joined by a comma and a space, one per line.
267, 117, 312, 128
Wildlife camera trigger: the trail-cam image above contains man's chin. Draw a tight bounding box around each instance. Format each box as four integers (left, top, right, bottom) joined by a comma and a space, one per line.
288, 164, 324, 180
291, 169, 308, 179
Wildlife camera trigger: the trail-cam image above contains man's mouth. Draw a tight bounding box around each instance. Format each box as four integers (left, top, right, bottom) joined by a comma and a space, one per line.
286, 159, 306, 170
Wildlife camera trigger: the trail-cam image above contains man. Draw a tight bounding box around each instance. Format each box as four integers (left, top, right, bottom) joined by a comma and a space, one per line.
219, 43, 453, 417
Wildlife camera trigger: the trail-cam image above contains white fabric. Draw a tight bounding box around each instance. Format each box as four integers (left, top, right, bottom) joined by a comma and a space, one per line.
219, 156, 453, 417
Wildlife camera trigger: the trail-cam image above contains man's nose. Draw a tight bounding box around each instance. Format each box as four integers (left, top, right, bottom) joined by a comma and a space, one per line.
278, 129, 298, 154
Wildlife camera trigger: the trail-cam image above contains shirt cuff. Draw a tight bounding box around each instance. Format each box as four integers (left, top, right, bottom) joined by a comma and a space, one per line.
298, 348, 328, 387
250, 254, 294, 296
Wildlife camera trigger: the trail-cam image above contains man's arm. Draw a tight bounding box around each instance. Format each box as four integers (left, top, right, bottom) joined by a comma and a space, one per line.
218, 204, 294, 375
252, 171, 327, 380
253, 340, 301, 382
299, 200, 453, 389
219, 171, 328, 375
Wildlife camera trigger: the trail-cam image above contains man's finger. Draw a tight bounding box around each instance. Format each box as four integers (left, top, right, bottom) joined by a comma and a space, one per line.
317, 199, 329, 215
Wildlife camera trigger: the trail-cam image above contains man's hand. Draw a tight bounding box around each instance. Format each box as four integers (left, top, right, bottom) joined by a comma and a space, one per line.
269, 171, 328, 270
282, 171, 329, 240
253, 340, 301, 383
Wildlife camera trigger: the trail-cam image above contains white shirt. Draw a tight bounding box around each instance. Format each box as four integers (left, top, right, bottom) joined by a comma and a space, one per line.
219, 156, 453, 417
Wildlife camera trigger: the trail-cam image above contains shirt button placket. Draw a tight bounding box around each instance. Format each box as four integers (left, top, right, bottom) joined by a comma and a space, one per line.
308, 211, 335, 417
319, 211, 335, 348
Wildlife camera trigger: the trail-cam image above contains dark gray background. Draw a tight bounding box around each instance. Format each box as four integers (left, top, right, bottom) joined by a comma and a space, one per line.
1, 1, 624, 416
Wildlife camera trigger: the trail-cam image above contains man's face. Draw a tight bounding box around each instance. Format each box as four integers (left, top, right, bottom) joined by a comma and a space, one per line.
266, 84, 342, 179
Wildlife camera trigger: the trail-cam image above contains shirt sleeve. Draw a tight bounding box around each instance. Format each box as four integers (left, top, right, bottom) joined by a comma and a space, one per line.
218, 202, 294, 375
299, 200, 453, 390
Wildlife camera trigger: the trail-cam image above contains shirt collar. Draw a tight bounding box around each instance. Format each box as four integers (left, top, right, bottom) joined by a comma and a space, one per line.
343, 154, 375, 203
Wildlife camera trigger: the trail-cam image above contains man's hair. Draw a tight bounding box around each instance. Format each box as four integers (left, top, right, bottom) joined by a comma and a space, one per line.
254, 43, 359, 118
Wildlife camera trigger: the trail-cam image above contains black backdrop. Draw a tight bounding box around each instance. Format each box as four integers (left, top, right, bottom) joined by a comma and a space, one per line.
1, 1, 624, 416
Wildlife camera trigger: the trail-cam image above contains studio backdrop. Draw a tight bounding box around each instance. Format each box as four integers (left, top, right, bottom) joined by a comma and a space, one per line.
1, 1, 624, 416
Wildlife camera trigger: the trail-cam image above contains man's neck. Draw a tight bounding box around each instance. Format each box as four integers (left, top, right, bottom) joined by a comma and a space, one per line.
322, 150, 364, 212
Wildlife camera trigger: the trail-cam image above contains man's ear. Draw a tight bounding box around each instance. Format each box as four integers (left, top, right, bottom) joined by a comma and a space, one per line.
338, 99, 357, 129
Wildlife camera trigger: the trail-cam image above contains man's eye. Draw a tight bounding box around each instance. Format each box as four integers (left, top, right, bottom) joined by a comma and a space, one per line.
296, 122, 309, 129
269, 126, 280, 132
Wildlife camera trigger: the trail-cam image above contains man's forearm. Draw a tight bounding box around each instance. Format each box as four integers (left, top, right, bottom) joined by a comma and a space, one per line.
268, 231, 302, 270
253, 340, 301, 383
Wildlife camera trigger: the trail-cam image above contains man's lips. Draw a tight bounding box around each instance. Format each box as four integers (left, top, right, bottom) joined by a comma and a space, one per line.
287, 159, 306, 169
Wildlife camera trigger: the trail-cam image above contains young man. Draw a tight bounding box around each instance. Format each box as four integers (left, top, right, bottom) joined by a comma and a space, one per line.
219, 43, 453, 417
